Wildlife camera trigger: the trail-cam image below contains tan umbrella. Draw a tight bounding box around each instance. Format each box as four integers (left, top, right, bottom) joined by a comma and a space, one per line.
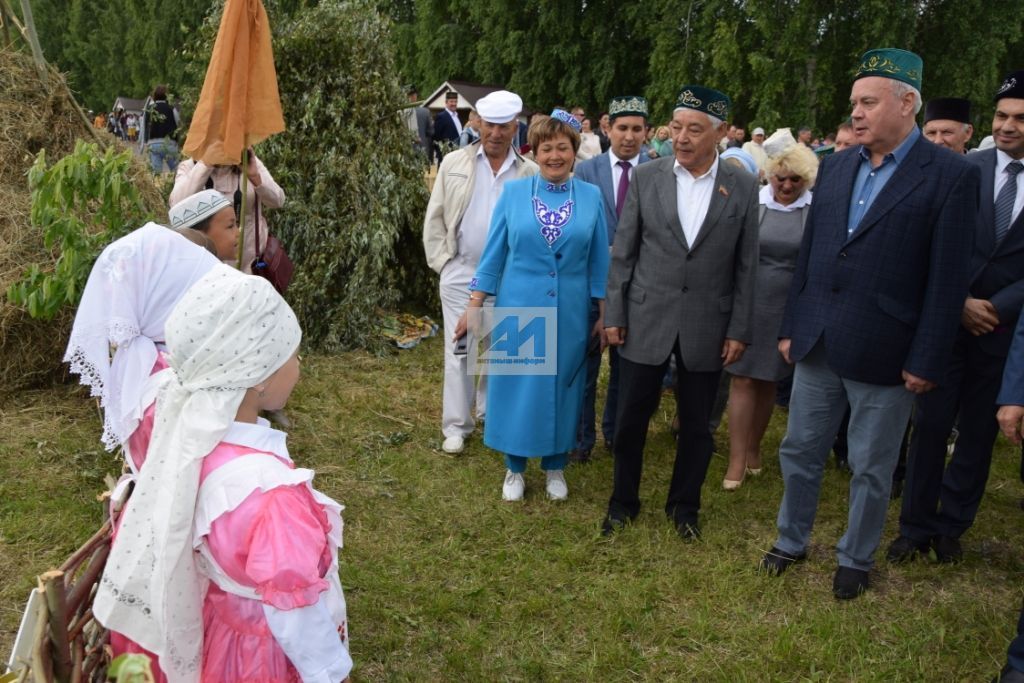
183, 0, 285, 266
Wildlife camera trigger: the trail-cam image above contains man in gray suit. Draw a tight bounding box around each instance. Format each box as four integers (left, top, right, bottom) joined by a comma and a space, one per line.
602, 85, 759, 539
572, 96, 651, 462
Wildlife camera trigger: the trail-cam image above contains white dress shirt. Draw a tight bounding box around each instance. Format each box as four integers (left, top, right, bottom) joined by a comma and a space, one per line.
457, 145, 517, 266
995, 149, 1024, 227
609, 149, 640, 194
674, 155, 719, 247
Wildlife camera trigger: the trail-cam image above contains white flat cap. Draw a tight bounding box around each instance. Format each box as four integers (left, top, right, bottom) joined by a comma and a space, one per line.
764, 128, 798, 158
475, 90, 522, 124
752, 126, 765, 136
168, 189, 232, 230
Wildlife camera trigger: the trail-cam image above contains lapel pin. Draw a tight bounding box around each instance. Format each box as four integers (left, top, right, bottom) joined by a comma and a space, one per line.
718, 185, 729, 197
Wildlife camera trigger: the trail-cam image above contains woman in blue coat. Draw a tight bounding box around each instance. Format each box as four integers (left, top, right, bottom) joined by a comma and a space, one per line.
455, 110, 609, 501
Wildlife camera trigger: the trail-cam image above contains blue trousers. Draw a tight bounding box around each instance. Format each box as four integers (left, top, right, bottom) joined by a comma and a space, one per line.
505, 452, 568, 473
1008, 602, 1024, 673
774, 342, 914, 570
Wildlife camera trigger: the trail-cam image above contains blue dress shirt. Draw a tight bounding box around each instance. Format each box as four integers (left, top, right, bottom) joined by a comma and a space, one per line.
847, 126, 921, 235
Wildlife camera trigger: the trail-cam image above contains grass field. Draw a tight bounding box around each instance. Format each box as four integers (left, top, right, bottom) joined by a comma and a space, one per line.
2, 336, 1022, 681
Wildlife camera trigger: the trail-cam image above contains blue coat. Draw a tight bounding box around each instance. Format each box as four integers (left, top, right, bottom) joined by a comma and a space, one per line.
779, 137, 980, 386
573, 151, 651, 246
470, 177, 609, 457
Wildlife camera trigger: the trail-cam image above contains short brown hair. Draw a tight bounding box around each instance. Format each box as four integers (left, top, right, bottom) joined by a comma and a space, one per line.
152, 84, 168, 101
528, 116, 580, 154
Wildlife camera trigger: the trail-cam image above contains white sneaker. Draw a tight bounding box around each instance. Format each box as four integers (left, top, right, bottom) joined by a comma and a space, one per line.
442, 435, 465, 454
502, 470, 525, 501
545, 469, 568, 500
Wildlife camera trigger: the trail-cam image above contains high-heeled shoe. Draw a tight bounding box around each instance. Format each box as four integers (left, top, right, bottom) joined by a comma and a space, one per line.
745, 466, 763, 477
722, 476, 744, 491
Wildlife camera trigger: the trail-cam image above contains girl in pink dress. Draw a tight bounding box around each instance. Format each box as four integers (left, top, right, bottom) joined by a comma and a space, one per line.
94, 265, 352, 683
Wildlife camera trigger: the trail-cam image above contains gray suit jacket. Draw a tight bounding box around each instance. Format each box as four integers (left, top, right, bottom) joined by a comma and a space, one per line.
605, 155, 759, 369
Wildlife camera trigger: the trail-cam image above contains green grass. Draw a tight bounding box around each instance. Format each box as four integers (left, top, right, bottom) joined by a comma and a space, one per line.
2, 337, 1023, 681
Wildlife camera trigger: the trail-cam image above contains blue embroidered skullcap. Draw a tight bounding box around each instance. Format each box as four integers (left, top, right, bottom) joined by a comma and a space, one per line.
674, 85, 731, 120
550, 108, 582, 133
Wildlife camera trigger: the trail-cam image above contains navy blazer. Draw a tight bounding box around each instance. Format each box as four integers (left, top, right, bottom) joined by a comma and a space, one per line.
574, 151, 651, 246
779, 136, 980, 386
966, 148, 1024, 357
999, 311, 1024, 405
434, 109, 461, 144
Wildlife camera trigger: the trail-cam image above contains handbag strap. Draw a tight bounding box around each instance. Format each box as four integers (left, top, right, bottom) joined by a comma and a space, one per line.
253, 196, 262, 260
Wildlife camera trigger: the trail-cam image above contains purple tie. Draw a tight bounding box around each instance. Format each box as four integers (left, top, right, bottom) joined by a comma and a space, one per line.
615, 160, 632, 217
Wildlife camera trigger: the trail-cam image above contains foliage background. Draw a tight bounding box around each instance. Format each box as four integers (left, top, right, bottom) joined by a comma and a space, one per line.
23, 1, 1024, 139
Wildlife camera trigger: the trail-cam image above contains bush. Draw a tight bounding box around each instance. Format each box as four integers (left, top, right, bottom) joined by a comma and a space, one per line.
257, 0, 434, 352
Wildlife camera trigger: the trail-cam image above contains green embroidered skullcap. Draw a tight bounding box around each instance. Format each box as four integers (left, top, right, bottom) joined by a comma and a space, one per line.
608, 96, 649, 120
674, 85, 731, 120
854, 48, 923, 91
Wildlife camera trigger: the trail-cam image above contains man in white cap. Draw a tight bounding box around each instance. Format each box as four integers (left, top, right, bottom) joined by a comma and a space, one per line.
742, 127, 767, 178
423, 90, 539, 453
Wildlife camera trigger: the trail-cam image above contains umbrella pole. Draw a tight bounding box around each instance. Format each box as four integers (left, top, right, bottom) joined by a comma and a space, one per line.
237, 148, 248, 270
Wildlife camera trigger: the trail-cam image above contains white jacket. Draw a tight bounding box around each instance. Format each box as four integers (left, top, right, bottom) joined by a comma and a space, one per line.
422, 142, 538, 273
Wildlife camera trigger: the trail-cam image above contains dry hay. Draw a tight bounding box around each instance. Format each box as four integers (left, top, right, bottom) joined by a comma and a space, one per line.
0, 48, 167, 394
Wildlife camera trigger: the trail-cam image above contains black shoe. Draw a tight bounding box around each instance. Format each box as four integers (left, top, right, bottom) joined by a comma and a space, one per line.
600, 513, 629, 537
759, 546, 807, 576
932, 535, 963, 563
993, 665, 1024, 682
890, 478, 904, 500
832, 566, 870, 600
886, 535, 929, 564
675, 521, 701, 542
569, 448, 592, 464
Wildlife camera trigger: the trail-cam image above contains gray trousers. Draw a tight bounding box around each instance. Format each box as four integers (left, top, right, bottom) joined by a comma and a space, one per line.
774, 342, 914, 570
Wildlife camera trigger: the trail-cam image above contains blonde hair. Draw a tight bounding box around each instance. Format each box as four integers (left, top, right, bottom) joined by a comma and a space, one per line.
765, 144, 820, 188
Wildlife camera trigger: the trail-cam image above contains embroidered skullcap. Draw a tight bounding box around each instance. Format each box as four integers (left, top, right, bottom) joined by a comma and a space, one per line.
608, 96, 648, 121
924, 98, 971, 124
995, 71, 1024, 102
445, 91, 458, 100
752, 127, 765, 136
674, 85, 731, 120
168, 189, 232, 230
763, 128, 799, 158
550, 108, 582, 133
476, 90, 523, 124
854, 48, 922, 91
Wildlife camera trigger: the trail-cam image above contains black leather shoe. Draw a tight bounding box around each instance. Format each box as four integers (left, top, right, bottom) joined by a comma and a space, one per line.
675, 521, 701, 542
759, 546, 807, 576
569, 448, 592, 464
832, 566, 869, 599
886, 535, 929, 563
600, 513, 629, 537
932, 535, 963, 563
992, 664, 1024, 682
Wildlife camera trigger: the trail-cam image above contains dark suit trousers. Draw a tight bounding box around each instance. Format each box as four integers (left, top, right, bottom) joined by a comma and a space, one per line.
900, 329, 1005, 542
608, 339, 721, 525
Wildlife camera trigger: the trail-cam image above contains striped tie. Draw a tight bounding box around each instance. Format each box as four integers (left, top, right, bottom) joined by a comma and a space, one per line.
995, 160, 1023, 244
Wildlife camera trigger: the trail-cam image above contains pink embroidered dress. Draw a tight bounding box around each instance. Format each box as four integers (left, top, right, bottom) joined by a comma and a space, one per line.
112, 418, 351, 682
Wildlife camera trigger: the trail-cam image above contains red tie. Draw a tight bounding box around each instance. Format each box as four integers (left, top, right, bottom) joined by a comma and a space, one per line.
615, 160, 632, 217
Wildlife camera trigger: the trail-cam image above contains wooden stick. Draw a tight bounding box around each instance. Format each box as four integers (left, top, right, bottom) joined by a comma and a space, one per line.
17, 0, 47, 85
30, 588, 52, 683
0, 0, 26, 35
70, 636, 83, 683
66, 608, 93, 643
65, 543, 109, 617
40, 571, 72, 683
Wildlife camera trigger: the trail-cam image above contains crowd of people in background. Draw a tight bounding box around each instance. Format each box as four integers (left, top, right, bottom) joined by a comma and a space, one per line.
422, 47, 1024, 682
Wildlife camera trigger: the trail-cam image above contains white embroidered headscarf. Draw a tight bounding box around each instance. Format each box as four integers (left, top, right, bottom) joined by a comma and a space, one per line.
93, 264, 302, 683
64, 223, 220, 450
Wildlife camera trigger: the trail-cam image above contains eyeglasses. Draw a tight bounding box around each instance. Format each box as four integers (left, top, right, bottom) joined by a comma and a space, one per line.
772, 174, 803, 184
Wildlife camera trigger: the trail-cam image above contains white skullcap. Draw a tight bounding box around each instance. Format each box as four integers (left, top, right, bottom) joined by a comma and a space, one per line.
475, 90, 522, 124
764, 128, 798, 158
168, 189, 232, 230
753, 127, 765, 136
